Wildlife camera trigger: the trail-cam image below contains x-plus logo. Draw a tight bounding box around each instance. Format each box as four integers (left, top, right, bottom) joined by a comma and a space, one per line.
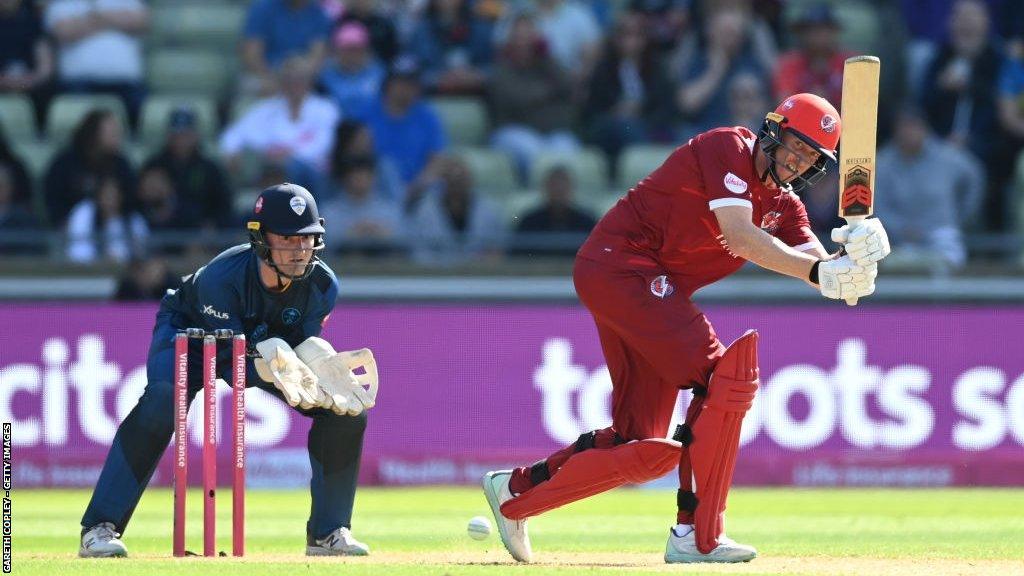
202, 305, 229, 320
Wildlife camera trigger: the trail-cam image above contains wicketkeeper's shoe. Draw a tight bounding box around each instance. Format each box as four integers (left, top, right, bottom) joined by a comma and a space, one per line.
78, 522, 128, 558
305, 527, 370, 556
482, 470, 532, 563
664, 524, 756, 563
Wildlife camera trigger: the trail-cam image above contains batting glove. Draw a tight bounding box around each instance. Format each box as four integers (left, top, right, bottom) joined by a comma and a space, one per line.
816, 255, 877, 301
831, 218, 891, 266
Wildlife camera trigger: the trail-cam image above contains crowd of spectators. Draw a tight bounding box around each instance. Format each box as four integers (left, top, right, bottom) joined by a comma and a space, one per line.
1, 0, 1023, 279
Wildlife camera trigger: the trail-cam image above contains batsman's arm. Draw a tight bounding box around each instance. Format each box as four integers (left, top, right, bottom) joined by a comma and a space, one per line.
714, 204, 818, 281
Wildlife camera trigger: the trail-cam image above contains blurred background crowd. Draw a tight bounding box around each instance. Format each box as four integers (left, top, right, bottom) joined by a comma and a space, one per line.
0, 0, 1021, 295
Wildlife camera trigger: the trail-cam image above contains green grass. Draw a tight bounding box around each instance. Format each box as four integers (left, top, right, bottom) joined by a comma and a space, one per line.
13, 487, 1024, 575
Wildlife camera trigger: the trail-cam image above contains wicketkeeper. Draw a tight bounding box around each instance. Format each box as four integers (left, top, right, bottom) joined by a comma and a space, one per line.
483, 93, 891, 563
79, 184, 380, 557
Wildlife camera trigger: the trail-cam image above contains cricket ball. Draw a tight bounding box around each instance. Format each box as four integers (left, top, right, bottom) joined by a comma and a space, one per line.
467, 516, 492, 540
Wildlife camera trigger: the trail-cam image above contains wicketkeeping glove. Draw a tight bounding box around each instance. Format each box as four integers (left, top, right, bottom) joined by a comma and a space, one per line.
254, 338, 325, 409
295, 337, 379, 416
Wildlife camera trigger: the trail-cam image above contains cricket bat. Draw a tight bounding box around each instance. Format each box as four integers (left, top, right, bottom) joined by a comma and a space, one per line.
838, 55, 880, 306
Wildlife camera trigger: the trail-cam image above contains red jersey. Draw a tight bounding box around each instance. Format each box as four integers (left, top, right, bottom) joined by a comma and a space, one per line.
578, 127, 820, 296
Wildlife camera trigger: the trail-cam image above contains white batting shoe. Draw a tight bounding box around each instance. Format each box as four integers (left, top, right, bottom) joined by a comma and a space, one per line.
78, 522, 128, 558
482, 470, 532, 563
664, 524, 756, 563
306, 527, 370, 556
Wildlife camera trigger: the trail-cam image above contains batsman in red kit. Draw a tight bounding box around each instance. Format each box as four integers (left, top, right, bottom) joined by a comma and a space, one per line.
483, 93, 892, 563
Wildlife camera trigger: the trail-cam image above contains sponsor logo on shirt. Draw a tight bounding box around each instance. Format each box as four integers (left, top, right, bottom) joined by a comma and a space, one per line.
650, 275, 675, 299
290, 196, 307, 216
282, 307, 301, 325
760, 211, 782, 234
724, 172, 748, 194
820, 114, 838, 134
201, 304, 229, 320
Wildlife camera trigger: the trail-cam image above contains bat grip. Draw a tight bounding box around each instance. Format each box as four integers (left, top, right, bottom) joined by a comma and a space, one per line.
843, 216, 866, 231
842, 216, 865, 307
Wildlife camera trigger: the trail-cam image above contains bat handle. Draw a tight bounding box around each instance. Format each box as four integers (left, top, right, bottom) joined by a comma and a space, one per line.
843, 216, 866, 233
841, 215, 866, 307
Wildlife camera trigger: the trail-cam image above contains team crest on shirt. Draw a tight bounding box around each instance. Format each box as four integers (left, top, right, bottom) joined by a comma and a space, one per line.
723, 172, 748, 194
760, 211, 782, 234
290, 196, 307, 215
650, 275, 674, 299
282, 307, 301, 325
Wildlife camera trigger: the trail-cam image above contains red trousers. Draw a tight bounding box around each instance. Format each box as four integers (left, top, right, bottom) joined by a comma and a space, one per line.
509, 257, 725, 495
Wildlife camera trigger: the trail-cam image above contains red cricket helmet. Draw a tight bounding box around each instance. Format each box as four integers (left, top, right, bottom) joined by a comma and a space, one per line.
757, 93, 841, 191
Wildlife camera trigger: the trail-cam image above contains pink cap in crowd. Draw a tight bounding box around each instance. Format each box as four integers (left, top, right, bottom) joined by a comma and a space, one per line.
334, 22, 370, 49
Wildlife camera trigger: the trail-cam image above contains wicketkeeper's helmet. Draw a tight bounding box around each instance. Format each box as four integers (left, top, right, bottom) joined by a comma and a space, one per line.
246, 183, 326, 281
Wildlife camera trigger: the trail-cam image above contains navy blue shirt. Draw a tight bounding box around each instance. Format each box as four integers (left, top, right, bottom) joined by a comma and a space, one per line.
160, 244, 339, 378
243, 0, 331, 68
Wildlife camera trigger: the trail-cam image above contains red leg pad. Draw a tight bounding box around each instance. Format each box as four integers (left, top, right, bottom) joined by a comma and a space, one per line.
500, 438, 680, 520
689, 330, 759, 554
509, 427, 621, 495
675, 392, 706, 525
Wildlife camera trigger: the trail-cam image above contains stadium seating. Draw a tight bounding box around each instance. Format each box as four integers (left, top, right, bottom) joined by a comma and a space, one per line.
586, 193, 622, 220
1014, 151, 1024, 249
782, 0, 879, 53
13, 140, 58, 225
149, 4, 245, 51
617, 144, 675, 191
529, 148, 610, 198
430, 97, 489, 147
833, 2, 880, 53
147, 49, 233, 99
0, 94, 37, 141
502, 190, 544, 227
45, 95, 129, 144
125, 141, 151, 166
139, 95, 219, 148
13, 140, 57, 185
453, 146, 519, 198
